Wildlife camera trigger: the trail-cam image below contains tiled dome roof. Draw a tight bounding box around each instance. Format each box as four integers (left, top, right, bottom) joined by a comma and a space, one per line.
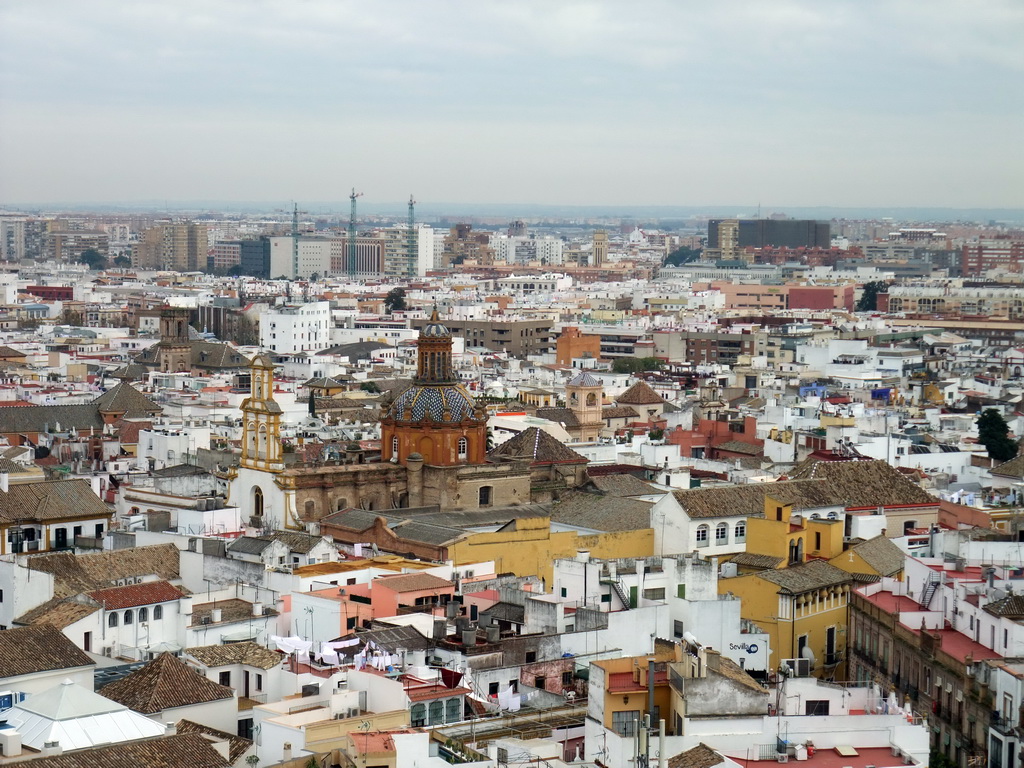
421, 321, 451, 339
387, 383, 481, 423
567, 371, 601, 388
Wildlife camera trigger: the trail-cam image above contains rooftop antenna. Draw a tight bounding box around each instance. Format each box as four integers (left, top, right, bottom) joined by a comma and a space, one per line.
348, 188, 363, 279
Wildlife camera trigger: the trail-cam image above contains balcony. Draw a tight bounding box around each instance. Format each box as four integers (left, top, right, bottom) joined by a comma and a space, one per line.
990, 711, 1017, 736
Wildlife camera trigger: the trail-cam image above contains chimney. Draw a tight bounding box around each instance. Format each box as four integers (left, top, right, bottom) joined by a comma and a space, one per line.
90, 475, 102, 498
706, 649, 722, 672
165, 722, 177, 735
42, 741, 62, 756
433, 619, 447, 640
462, 628, 477, 647
0, 473, 8, 493
282, 742, 292, 762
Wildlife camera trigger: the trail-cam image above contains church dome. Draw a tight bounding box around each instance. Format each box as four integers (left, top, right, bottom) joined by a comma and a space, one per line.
387, 382, 481, 423
421, 319, 450, 338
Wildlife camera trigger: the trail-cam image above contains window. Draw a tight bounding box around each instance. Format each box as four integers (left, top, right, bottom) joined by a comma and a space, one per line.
458, 437, 468, 460
560, 587, 567, 598
643, 587, 666, 601
411, 703, 426, 727
525, 651, 537, 663
123, 610, 133, 625
562, 671, 573, 687
108, 613, 118, 627
488, 682, 499, 696
153, 605, 163, 620
612, 710, 639, 737
479, 486, 492, 507
715, 522, 729, 544
391, 436, 398, 456
695, 525, 709, 547
534, 676, 546, 689
219, 671, 231, 687
601, 593, 611, 603
255, 674, 263, 691
445, 697, 461, 723
734, 521, 746, 542
805, 700, 830, 716
674, 620, 684, 638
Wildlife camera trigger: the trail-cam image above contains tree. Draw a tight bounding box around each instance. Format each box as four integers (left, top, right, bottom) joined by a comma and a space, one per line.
360, 381, 381, 394
113, 255, 132, 268
612, 356, 663, 374
977, 408, 1018, 463
78, 248, 108, 270
856, 281, 888, 312
58, 309, 84, 326
384, 287, 407, 314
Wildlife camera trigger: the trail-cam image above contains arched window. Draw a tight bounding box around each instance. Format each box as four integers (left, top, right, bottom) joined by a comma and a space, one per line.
715, 522, 729, 544
153, 605, 163, 620
428, 700, 444, 724
138, 607, 148, 623
458, 437, 468, 460
479, 486, 492, 507
108, 612, 118, 628
123, 610, 133, 625
695, 525, 709, 547
445, 697, 461, 723
304, 500, 316, 519
411, 703, 426, 727
253, 487, 264, 518
586, 392, 597, 406
734, 521, 746, 542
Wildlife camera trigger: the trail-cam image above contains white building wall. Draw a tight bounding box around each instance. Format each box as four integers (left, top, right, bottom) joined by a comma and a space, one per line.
260, 302, 332, 355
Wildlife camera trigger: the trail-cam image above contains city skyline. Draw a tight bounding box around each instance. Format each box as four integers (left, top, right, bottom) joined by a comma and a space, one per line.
1, 1, 1022, 208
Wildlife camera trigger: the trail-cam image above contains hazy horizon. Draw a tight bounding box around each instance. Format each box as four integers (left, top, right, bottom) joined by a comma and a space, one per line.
2, 1, 1022, 209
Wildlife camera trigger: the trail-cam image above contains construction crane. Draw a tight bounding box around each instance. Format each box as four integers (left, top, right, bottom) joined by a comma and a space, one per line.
406, 194, 416, 279
348, 188, 363, 279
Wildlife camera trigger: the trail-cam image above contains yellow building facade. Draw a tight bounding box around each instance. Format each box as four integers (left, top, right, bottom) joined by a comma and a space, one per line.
447, 516, 653, 584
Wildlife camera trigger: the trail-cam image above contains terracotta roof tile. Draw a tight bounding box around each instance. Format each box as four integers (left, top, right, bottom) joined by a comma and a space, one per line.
175, 719, 253, 762
29, 543, 181, 599
668, 743, 725, 768
375, 572, 454, 593
0, 624, 94, 678
187, 642, 283, 670
101, 652, 233, 714
617, 380, 665, 405
22, 732, 230, 768
489, 427, 589, 464
0, 478, 112, 525
787, 457, 936, 507
87, 580, 184, 610
15, 597, 100, 629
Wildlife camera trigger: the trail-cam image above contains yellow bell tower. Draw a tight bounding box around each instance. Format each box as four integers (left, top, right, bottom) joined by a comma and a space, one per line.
241, 354, 284, 472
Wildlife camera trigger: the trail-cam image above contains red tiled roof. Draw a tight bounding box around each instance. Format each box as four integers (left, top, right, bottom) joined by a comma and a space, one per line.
88, 580, 184, 609
405, 684, 471, 702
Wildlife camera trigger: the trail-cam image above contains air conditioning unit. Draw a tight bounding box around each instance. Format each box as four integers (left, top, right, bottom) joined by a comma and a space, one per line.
101, 647, 113, 658
777, 755, 788, 763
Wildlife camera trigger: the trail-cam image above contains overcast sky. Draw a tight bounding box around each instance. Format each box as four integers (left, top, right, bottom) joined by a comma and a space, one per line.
1, 1, 1021, 208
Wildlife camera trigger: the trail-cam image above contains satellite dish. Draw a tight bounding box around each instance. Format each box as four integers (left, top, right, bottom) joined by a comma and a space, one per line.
800, 646, 816, 666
